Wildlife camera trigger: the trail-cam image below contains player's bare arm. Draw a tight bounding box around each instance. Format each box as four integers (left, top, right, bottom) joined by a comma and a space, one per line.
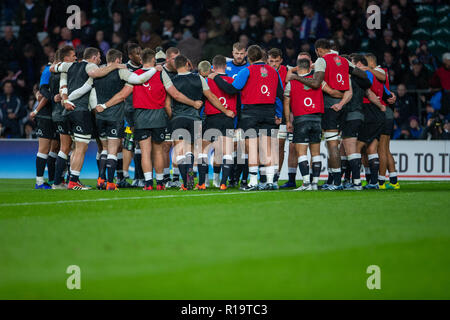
288, 71, 324, 89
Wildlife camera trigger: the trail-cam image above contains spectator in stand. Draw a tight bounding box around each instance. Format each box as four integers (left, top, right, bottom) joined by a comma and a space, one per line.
16, 0, 44, 40
137, 1, 161, 34
387, 3, 412, 40
431, 53, 450, 91
75, 11, 96, 47
392, 108, 402, 140
246, 14, 262, 42
0, 26, 21, 71
96, 31, 111, 57
58, 27, 81, 49
299, 2, 329, 44
111, 32, 124, 51
398, 0, 417, 27
395, 83, 418, 127
230, 15, 243, 44
416, 42, 437, 72
19, 44, 42, 91
403, 59, 430, 90
340, 15, 360, 54
177, 31, 204, 67
109, 11, 128, 41
382, 50, 402, 86
259, 7, 274, 30
237, 6, 249, 31
406, 116, 423, 140
0, 81, 25, 138
136, 21, 162, 50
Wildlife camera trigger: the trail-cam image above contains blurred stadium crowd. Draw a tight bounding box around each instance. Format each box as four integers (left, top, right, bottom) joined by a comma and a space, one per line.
0, 0, 448, 140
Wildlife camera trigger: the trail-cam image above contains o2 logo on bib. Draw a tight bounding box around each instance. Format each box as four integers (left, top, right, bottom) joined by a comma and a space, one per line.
219, 97, 228, 109
336, 73, 345, 85
143, 83, 152, 90
304, 97, 315, 109
261, 85, 270, 97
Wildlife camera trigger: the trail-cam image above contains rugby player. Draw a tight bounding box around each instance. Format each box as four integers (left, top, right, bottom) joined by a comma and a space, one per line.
92, 48, 161, 190
284, 58, 324, 190
51, 47, 125, 190
32, 54, 59, 189
171, 54, 234, 190
225, 42, 250, 188
365, 53, 400, 190
162, 47, 182, 188
352, 54, 396, 189
201, 55, 238, 190
212, 45, 284, 191
99, 49, 202, 190
288, 39, 366, 190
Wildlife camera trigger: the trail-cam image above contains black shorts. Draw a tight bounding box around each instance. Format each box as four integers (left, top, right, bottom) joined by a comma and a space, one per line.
293, 121, 322, 144
35, 118, 57, 139
171, 117, 201, 143
341, 119, 363, 139
66, 111, 93, 142
240, 107, 277, 138
322, 108, 346, 131
204, 113, 235, 140
125, 105, 135, 128
96, 119, 125, 139
55, 119, 71, 135
358, 121, 384, 144
134, 127, 166, 143
382, 118, 394, 136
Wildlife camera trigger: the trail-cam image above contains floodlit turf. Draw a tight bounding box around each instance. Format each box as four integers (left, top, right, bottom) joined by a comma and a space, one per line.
0, 179, 449, 299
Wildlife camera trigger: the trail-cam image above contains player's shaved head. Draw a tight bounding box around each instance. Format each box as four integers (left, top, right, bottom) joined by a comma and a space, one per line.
174, 54, 188, 70
212, 55, 227, 69
127, 43, 140, 56
60, 46, 75, 59
314, 39, 330, 50
141, 48, 156, 64
297, 58, 311, 70
83, 47, 100, 60
166, 47, 180, 59
106, 49, 123, 63
268, 48, 282, 59
198, 60, 211, 76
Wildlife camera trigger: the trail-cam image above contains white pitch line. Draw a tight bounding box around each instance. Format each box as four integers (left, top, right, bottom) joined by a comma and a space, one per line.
0, 191, 268, 207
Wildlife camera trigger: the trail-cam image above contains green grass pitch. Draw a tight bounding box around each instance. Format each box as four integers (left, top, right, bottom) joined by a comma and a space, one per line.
0, 179, 449, 299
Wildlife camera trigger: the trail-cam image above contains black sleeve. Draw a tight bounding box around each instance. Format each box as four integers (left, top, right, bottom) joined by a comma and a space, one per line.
39, 84, 51, 100
276, 77, 283, 100
214, 76, 239, 95
353, 76, 371, 90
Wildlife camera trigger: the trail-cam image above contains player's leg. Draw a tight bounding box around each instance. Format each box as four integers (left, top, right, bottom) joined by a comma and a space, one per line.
365, 138, 380, 189
196, 139, 210, 189
294, 142, 310, 190
378, 134, 389, 188
47, 137, 59, 186
323, 130, 342, 189
385, 135, 400, 189
138, 133, 153, 190
281, 139, 297, 188
310, 143, 322, 191
220, 134, 233, 190
35, 137, 51, 189
53, 127, 72, 189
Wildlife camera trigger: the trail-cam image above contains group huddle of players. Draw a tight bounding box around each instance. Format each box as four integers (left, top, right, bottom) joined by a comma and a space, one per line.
31, 38, 400, 191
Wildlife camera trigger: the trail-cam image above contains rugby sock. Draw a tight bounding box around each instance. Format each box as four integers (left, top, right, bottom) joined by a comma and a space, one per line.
378, 175, 386, 186
36, 152, 48, 185
144, 172, 153, 188
368, 154, 380, 185
173, 167, 180, 182
213, 165, 221, 184
242, 156, 249, 184
96, 152, 101, 171
229, 152, 237, 183
221, 155, 233, 186
341, 156, 350, 181
47, 152, 57, 184
116, 152, 124, 180
389, 171, 398, 184
156, 173, 164, 186
134, 150, 143, 180
163, 167, 171, 184
332, 168, 342, 186
54, 151, 68, 185
365, 167, 371, 183
273, 166, 280, 183
70, 170, 80, 183
312, 156, 322, 184
266, 165, 275, 184
106, 154, 117, 183
249, 166, 258, 186
186, 152, 195, 183
298, 156, 310, 184
348, 153, 362, 185
99, 150, 107, 179
259, 165, 267, 183
326, 167, 333, 185
288, 167, 297, 184
235, 154, 245, 182
123, 170, 130, 180
198, 154, 208, 185
176, 156, 187, 183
